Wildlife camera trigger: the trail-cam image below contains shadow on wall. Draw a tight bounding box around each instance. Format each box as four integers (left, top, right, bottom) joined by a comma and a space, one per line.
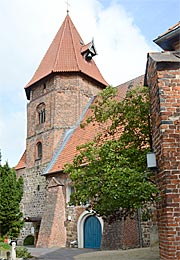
23, 235, 35, 246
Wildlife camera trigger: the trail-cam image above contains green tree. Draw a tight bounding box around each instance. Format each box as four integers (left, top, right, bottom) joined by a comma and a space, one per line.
65, 86, 158, 220
0, 162, 24, 237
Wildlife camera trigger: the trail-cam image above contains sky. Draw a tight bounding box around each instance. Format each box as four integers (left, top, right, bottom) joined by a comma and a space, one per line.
0, 0, 179, 166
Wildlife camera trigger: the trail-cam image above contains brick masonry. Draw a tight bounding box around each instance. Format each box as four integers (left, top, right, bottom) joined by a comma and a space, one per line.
16, 73, 103, 246
146, 58, 180, 259
26, 74, 101, 169
36, 177, 66, 247
101, 216, 140, 250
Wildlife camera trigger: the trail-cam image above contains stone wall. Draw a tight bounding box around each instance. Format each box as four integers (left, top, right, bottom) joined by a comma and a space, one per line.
147, 57, 180, 259
65, 206, 84, 247
21, 165, 47, 218
17, 164, 47, 244
141, 220, 151, 247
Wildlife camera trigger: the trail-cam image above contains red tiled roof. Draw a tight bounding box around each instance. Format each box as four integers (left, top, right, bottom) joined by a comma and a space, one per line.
15, 151, 26, 170
117, 75, 144, 98
48, 75, 144, 174
25, 14, 108, 89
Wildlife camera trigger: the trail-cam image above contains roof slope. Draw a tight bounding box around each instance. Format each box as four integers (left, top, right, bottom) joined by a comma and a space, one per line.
15, 151, 26, 170
117, 75, 144, 98
47, 100, 100, 173
25, 14, 108, 89
46, 75, 145, 174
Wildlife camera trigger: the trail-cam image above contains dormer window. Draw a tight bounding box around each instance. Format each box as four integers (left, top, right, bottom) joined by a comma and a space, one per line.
85, 52, 93, 61
37, 103, 46, 124
81, 39, 97, 62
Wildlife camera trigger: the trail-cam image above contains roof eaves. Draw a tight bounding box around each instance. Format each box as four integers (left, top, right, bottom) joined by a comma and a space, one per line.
79, 71, 108, 88
149, 52, 180, 63
154, 23, 180, 51
155, 21, 180, 40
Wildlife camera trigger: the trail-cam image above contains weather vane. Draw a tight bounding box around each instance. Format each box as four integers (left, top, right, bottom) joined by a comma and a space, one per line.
65, 0, 70, 14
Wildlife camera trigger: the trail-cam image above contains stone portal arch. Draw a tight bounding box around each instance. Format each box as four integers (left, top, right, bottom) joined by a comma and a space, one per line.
77, 211, 103, 248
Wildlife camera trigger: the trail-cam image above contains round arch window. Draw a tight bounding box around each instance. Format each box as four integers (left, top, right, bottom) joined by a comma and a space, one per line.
36, 142, 42, 159
36, 103, 46, 124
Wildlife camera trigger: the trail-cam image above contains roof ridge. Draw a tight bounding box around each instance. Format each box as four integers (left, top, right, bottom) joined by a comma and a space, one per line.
53, 15, 67, 69
68, 15, 81, 71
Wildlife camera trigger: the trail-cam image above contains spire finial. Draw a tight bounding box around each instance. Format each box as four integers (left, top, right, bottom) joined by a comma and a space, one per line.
65, 0, 70, 14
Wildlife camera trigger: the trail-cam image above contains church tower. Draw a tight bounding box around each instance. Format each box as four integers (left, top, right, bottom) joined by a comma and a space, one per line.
16, 14, 107, 245
25, 14, 107, 169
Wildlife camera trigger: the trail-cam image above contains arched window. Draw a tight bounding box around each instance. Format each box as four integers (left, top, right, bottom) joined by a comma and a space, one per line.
37, 142, 42, 159
37, 103, 46, 124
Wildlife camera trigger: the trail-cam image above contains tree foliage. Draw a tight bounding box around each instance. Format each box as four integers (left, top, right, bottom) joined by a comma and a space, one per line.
65, 86, 158, 220
0, 162, 24, 237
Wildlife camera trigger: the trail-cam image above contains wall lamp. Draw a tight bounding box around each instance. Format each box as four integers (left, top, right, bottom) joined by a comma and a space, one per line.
146, 152, 157, 169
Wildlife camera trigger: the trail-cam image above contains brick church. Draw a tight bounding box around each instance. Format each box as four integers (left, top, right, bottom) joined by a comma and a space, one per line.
15, 13, 144, 249
16, 12, 180, 257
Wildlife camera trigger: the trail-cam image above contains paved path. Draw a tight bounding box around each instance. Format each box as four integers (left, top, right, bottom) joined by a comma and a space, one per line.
27, 246, 159, 260
27, 247, 97, 260
74, 247, 159, 260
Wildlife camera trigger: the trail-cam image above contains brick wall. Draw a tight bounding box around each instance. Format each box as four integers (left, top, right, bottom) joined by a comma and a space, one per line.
101, 216, 140, 250
26, 74, 102, 168
36, 177, 66, 247
147, 57, 180, 259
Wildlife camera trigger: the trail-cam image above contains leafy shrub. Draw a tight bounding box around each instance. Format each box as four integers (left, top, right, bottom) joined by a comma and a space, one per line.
0, 237, 4, 242
0, 242, 11, 251
16, 246, 32, 258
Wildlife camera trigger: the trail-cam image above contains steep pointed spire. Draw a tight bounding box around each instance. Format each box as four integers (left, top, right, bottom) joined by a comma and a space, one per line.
25, 14, 108, 97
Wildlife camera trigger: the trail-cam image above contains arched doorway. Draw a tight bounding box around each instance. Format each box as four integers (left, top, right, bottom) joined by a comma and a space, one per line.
84, 215, 102, 248
77, 211, 103, 248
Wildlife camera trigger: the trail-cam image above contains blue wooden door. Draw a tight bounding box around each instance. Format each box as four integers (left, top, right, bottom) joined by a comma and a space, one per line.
84, 216, 102, 248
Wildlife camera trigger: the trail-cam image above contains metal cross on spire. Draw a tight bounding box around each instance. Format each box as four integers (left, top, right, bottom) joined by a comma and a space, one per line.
65, 0, 70, 14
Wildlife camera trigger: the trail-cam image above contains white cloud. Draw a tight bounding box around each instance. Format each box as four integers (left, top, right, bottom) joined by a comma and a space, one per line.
0, 0, 157, 166
0, 109, 26, 167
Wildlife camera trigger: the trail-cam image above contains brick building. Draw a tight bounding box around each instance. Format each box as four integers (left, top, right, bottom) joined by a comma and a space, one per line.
15, 13, 148, 249
145, 22, 180, 259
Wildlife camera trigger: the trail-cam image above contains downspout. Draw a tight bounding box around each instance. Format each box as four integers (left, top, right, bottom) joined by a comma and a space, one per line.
138, 208, 143, 247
